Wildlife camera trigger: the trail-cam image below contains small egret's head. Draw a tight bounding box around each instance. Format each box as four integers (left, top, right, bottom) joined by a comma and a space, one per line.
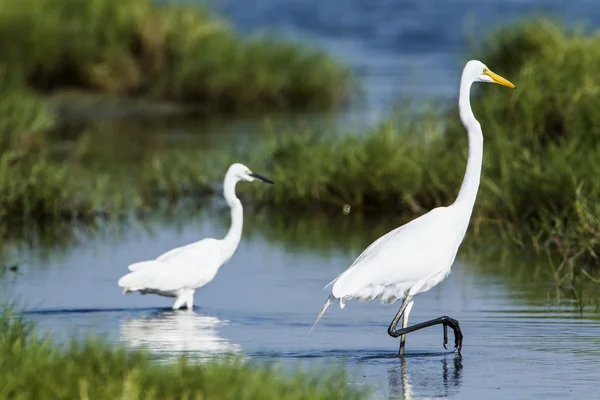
229, 163, 274, 184
465, 60, 516, 88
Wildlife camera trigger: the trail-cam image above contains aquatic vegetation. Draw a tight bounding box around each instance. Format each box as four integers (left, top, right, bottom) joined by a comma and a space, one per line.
138, 151, 221, 203
0, 308, 365, 399
0, 0, 348, 219
0, 0, 348, 114
244, 121, 461, 214
0, 79, 138, 221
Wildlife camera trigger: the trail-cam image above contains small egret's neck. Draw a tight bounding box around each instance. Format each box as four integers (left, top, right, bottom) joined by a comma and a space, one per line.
453, 75, 483, 216
222, 172, 243, 259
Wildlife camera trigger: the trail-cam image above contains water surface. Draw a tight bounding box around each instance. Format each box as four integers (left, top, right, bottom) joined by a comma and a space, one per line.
2, 210, 599, 399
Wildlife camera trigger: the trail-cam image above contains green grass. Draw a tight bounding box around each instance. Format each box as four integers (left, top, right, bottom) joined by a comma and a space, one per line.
0, 0, 348, 114
242, 119, 463, 215
0, 308, 365, 399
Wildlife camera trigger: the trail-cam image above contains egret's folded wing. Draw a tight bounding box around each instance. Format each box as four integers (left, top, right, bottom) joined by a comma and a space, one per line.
119, 260, 185, 292
119, 238, 223, 293
157, 238, 219, 264
156, 246, 185, 262
331, 208, 455, 300
324, 226, 402, 290
127, 260, 157, 272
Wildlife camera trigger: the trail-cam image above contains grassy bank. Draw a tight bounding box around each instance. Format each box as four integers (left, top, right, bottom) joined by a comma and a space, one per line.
0, 308, 365, 399
0, 0, 348, 114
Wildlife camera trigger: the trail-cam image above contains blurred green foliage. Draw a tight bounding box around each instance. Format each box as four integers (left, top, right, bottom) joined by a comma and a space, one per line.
0, 0, 348, 113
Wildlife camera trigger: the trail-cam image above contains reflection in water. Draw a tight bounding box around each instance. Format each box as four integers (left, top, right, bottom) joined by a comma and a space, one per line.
119, 311, 242, 361
387, 355, 463, 399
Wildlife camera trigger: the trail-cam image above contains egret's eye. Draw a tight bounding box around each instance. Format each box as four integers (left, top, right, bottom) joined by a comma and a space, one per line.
246, 170, 251, 175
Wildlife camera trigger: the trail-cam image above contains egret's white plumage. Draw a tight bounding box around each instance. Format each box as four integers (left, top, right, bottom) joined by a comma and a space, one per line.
311, 61, 516, 342
117, 163, 273, 310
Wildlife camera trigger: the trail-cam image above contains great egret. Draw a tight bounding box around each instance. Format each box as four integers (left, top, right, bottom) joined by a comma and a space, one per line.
118, 163, 274, 310
310, 60, 515, 354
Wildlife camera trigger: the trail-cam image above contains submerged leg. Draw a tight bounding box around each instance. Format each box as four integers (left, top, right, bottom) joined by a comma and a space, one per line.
172, 295, 187, 310
389, 314, 463, 353
388, 295, 413, 355
185, 290, 195, 311
398, 300, 414, 355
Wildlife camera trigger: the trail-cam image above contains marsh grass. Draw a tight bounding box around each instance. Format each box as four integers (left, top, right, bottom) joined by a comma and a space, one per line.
0, 102, 132, 222
0, 0, 348, 219
0, 308, 365, 399
138, 150, 227, 202
0, 0, 348, 113
243, 119, 463, 215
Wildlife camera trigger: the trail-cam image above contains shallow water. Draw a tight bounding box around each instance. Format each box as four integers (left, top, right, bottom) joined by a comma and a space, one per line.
2, 210, 599, 399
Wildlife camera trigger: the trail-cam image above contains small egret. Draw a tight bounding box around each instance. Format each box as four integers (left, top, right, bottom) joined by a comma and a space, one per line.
118, 163, 274, 310
310, 60, 515, 354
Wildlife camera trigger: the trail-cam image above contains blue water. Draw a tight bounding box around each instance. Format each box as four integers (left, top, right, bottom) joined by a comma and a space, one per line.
2, 209, 600, 399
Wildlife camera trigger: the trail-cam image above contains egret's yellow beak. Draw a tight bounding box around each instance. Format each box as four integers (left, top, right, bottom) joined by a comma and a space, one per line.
484, 69, 516, 88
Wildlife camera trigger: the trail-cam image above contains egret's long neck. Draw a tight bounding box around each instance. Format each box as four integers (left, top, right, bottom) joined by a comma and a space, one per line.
223, 173, 243, 259
453, 76, 483, 214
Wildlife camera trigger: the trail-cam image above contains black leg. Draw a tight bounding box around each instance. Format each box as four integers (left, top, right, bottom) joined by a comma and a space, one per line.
388, 315, 463, 353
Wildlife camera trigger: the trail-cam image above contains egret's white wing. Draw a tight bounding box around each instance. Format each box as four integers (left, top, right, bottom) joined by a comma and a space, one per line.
119, 238, 222, 293
155, 245, 188, 262
325, 221, 405, 289
125, 241, 208, 272
331, 207, 461, 304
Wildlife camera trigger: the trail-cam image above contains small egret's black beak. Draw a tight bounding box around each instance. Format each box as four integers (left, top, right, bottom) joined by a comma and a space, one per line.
249, 172, 274, 184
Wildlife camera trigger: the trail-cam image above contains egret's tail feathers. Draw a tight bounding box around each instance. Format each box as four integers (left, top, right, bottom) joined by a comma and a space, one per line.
308, 295, 335, 336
